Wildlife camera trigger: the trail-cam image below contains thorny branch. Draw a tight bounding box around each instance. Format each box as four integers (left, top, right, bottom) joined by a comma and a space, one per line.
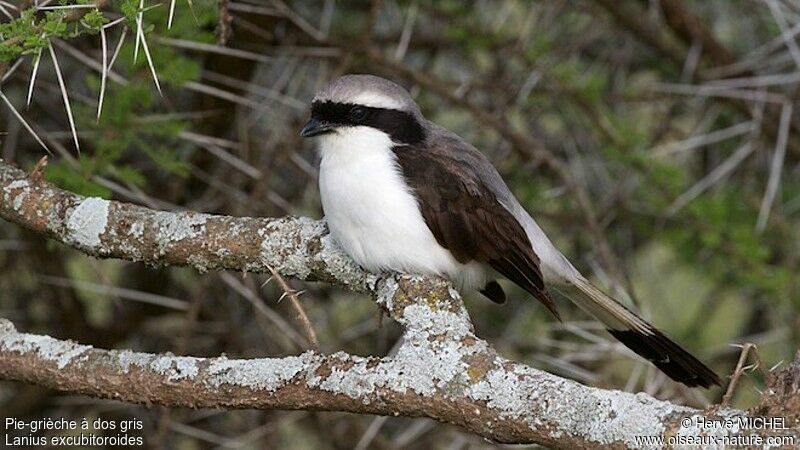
0, 0, 110, 81
2, 158, 800, 448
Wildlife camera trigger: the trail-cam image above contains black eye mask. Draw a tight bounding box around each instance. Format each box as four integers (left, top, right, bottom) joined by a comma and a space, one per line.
310, 101, 425, 145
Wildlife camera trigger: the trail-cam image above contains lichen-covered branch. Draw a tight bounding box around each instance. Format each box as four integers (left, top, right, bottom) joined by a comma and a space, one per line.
0, 158, 371, 290
1, 158, 796, 448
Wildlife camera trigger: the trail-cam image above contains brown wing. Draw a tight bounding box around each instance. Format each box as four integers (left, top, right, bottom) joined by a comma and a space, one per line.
392, 144, 560, 319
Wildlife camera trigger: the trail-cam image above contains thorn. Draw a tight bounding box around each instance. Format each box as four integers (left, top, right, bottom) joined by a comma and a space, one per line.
136, 24, 162, 96
0, 90, 50, 154
186, 0, 199, 25
28, 156, 48, 184
97, 26, 108, 122
48, 41, 80, 154
134, 0, 144, 62
27, 46, 43, 108
769, 360, 784, 372
167, 0, 177, 29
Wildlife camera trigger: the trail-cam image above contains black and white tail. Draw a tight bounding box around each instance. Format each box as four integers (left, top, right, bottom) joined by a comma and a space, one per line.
565, 278, 721, 388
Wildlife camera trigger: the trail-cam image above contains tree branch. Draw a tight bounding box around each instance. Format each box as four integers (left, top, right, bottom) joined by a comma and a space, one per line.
0, 158, 371, 290
1, 158, 797, 448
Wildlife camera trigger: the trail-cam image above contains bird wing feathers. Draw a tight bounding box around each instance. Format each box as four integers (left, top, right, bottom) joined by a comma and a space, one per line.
391, 141, 560, 319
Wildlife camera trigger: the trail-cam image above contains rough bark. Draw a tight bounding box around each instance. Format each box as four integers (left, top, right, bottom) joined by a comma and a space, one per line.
1, 159, 798, 449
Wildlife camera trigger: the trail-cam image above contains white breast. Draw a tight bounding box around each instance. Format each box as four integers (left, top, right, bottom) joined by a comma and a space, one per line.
317, 127, 485, 291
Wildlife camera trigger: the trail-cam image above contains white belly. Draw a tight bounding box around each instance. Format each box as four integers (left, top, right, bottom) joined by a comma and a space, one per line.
317, 127, 485, 291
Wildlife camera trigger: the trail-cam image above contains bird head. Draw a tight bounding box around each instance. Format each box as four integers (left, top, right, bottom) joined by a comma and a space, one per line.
300, 74, 425, 145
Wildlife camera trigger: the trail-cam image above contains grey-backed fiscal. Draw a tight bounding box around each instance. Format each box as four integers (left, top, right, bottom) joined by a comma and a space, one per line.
300, 74, 720, 388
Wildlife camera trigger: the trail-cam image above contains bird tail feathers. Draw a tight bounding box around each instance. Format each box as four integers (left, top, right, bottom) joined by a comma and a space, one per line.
563, 278, 721, 388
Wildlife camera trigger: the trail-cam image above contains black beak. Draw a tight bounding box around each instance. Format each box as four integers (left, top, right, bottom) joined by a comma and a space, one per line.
299, 118, 334, 137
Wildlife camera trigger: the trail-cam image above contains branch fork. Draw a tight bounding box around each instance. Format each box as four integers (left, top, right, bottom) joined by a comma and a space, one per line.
1, 158, 797, 448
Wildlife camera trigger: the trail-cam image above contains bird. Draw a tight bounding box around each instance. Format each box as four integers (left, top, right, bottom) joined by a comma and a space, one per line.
299, 74, 721, 388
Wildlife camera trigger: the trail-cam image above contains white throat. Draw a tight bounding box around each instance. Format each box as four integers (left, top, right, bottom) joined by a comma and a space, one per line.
316, 127, 485, 291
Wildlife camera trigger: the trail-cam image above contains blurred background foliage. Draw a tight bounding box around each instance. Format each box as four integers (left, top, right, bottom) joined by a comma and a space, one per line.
1, 0, 799, 448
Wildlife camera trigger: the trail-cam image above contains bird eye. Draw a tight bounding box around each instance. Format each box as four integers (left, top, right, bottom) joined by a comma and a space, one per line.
349, 106, 368, 122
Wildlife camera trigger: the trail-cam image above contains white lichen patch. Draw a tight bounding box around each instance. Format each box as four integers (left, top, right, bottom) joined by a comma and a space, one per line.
115, 351, 200, 381
13, 192, 26, 211
152, 211, 209, 252
462, 353, 699, 449
150, 355, 201, 381
0, 329, 92, 369
66, 197, 110, 249
207, 352, 313, 391
259, 217, 324, 279
0, 318, 15, 333
116, 349, 153, 373
554, 388, 677, 447
7, 179, 30, 211
255, 217, 370, 288
309, 329, 476, 402
309, 352, 388, 401
525, 366, 691, 448
7, 179, 29, 190
402, 304, 472, 338
128, 222, 144, 239
312, 354, 432, 401
393, 337, 464, 396
467, 364, 531, 418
